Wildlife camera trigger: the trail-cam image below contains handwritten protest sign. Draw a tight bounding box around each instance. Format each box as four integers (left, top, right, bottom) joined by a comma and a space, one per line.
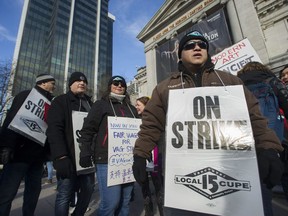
107, 117, 141, 186
8, 88, 50, 146
211, 38, 262, 75
164, 86, 264, 216
72, 111, 95, 175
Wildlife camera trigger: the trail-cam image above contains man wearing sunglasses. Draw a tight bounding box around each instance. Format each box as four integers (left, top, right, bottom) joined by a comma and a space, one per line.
132, 30, 283, 215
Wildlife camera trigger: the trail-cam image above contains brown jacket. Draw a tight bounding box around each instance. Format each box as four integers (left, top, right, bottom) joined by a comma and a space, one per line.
134, 68, 284, 159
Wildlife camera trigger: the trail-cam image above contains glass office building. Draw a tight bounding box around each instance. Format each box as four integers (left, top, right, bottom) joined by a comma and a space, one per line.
11, 0, 113, 98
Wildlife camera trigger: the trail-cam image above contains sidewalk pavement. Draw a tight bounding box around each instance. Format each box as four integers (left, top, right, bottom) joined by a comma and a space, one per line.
10, 176, 154, 216
9, 177, 288, 216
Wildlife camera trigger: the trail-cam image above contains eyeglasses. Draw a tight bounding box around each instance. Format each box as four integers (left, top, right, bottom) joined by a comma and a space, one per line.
183, 41, 208, 50
112, 81, 125, 87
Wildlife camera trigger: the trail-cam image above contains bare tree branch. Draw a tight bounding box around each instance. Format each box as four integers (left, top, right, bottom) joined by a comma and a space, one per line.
0, 59, 15, 123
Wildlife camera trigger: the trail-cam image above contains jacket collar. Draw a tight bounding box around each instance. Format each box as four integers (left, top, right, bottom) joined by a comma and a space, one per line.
67, 90, 90, 101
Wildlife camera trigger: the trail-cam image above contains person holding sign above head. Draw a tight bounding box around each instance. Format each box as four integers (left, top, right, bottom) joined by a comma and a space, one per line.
46, 72, 95, 216
78, 75, 138, 216
132, 30, 284, 216
0, 74, 55, 216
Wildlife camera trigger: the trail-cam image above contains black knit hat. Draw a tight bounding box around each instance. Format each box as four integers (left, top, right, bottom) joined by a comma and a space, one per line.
36, 74, 55, 84
108, 75, 126, 87
178, 30, 209, 59
69, 72, 88, 86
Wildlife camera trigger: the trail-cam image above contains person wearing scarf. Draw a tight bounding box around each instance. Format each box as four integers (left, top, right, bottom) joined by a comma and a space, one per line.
79, 75, 139, 216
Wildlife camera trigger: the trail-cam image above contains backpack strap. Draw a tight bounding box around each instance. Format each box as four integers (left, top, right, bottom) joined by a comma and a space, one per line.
266, 77, 280, 111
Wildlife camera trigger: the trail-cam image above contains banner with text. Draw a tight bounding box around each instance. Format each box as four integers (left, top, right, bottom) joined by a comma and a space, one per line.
156, 8, 231, 83
211, 38, 262, 75
72, 111, 95, 175
8, 88, 50, 146
107, 117, 141, 186
164, 86, 264, 216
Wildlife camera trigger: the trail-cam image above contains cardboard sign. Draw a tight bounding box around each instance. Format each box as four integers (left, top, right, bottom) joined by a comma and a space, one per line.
107, 116, 141, 186
211, 38, 262, 75
164, 86, 264, 216
8, 88, 50, 146
72, 111, 95, 175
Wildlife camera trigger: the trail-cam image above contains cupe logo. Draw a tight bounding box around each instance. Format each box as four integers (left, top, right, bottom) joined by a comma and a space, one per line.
174, 167, 251, 200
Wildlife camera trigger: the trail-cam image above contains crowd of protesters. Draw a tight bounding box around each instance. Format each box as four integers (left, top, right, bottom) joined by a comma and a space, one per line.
0, 31, 288, 216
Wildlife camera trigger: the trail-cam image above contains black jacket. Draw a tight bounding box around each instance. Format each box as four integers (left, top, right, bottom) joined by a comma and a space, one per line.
0, 85, 53, 163
46, 90, 92, 168
79, 96, 138, 164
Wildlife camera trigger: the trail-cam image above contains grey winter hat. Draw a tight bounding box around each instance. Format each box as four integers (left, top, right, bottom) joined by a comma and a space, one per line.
36, 74, 55, 84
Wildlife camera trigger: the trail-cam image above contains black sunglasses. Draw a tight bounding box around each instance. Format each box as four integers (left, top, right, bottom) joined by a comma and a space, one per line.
183, 41, 208, 50
112, 80, 126, 87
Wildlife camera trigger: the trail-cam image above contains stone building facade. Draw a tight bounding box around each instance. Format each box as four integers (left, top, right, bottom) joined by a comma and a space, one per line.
135, 0, 288, 96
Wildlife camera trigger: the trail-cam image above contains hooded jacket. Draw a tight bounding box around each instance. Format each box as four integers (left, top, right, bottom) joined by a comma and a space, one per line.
0, 85, 54, 163
134, 56, 284, 159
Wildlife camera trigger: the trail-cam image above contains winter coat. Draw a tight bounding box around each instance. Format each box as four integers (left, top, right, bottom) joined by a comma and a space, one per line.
134, 60, 284, 159
46, 90, 92, 168
0, 85, 53, 163
238, 70, 288, 119
79, 96, 138, 164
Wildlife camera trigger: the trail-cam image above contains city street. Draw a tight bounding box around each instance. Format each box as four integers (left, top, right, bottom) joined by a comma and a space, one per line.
10, 175, 156, 216
9, 175, 288, 216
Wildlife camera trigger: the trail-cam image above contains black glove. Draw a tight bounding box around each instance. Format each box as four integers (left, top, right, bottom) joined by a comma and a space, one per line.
257, 149, 284, 189
132, 155, 147, 185
79, 155, 93, 168
79, 141, 93, 168
53, 157, 74, 179
0, 147, 14, 165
